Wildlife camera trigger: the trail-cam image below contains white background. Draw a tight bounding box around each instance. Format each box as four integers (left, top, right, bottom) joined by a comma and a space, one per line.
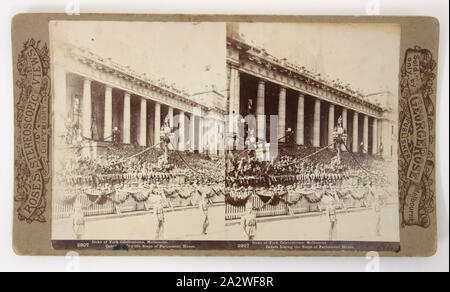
1, 0, 448, 272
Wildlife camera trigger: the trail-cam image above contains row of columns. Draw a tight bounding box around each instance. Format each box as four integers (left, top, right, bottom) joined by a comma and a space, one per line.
80, 78, 211, 153
248, 77, 381, 154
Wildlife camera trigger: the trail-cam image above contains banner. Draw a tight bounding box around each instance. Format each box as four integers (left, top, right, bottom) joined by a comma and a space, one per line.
15, 39, 51, 223
399, 47, 436, 228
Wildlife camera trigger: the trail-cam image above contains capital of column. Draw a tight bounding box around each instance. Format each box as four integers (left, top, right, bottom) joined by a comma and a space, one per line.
193, 107, 203, 118
233, 68, 241, 77
229, 63, 240, 71
83, 77, 92, 84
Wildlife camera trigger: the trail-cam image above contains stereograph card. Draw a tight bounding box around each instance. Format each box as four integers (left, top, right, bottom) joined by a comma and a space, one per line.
11, 14, 439, 256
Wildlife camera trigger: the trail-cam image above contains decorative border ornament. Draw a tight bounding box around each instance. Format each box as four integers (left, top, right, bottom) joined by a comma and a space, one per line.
15, 39, 51, 223
399, 46, 436, 228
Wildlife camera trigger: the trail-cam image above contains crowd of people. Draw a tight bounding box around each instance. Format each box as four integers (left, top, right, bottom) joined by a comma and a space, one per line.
58, 145, 225, 187
58, 141, 392, 205
226, 145, 391, 190
226, 153, 348, 187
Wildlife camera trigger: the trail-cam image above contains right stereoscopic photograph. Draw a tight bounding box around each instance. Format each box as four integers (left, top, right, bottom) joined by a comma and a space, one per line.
225, 22, 401, 244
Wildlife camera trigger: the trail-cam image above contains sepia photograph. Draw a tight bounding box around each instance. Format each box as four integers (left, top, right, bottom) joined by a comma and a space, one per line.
224, 23, 401, 244
50, 20, 401, 250
50, 21, 228, 242
4, 0, 447, 273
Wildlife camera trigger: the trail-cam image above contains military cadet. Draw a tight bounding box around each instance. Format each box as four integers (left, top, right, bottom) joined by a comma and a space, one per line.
72, 198, 85, 240
372, 184, 383, 237
241, 199, 257, 241
286, 184, 296, 216
113, 183, 124, 214
199, 194, 210, 235
325, 200, 338, 241
154, 196, 165, 240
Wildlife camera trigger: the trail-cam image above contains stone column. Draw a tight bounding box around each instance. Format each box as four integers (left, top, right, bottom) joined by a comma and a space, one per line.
198, 117, 204, 153
363, 115, 369, 154
313, 99, 321, 147
210, 119, 218, 156
278, 87, 287, 142
147, 103, 154, 146
189, 113, 195, 152
220, 121, 226, 155
154, 103, 161, 145
123, 92, 131, 144
228, 65, 241, 134
139, 98, 147, 146
256, 79, 266, 142
82, 78, 92, 139
328, 104, 335, 146
352, 112, 358, 152
168, 107, 174, 149
296, 94, 305, 145
342, 108, 348, 132
179, 111, 185, 151
168, 107, 174, 128
342, 108, 348, 151
103, 86, 113, 141
372, 118, 378, 155
381, 119, 388, 157
230, 67, 240, 134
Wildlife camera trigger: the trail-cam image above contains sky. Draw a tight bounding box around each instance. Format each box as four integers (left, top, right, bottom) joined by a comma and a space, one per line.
51, 21, 226, 94
238, 22, 401, 99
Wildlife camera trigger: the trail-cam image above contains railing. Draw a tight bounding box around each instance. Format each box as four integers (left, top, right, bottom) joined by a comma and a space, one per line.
54, 191, 224, 220
225, 194, 290, 221
225, 193, 374, 221
54, 194, 116, 220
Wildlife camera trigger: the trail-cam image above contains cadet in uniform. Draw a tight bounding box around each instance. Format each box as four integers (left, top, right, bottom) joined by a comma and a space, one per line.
154, 196, 165, 240
199, 195, 210, 235
325, 201, 338, 240
72, 199, 85, 240
241, 200, 257, 241
373, 188, 383, 237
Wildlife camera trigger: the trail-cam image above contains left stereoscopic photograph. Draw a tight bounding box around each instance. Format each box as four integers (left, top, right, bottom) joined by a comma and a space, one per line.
50, 21, 228, 243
